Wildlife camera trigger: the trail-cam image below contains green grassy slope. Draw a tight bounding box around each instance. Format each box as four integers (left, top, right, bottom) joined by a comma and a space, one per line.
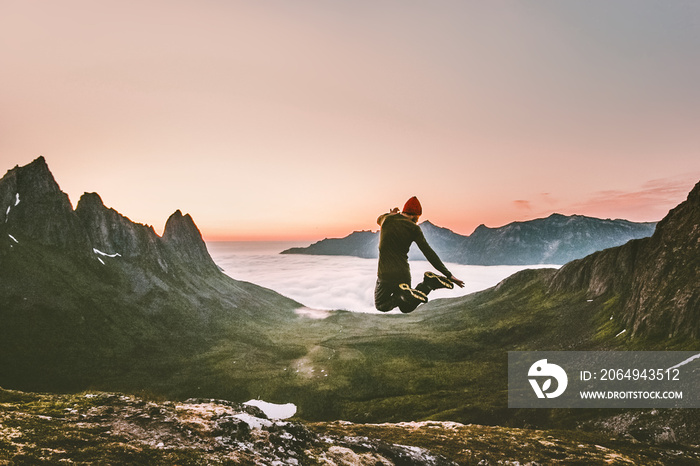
0, 235, 303, 396
3, 233, 697, 431
178, 267, 699, 426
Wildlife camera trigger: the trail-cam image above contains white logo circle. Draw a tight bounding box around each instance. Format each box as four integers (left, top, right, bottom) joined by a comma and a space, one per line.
528, 359, 568, 399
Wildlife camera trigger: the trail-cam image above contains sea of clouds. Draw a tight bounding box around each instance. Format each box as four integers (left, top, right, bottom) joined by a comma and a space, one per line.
207, 241, 559, 314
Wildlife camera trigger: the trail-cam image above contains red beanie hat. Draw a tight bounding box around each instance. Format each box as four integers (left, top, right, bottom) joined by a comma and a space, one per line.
402, 196, 422, 216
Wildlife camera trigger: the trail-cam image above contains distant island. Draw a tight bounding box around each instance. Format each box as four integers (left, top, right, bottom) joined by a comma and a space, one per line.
281, 214, 657, 265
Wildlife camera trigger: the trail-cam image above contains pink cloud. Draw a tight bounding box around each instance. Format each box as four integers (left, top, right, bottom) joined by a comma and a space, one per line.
513, 200, 532, 211
568, 175, 699, 222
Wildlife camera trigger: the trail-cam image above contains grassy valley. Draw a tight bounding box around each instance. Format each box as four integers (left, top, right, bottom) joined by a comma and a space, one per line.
181, 267, 700, 428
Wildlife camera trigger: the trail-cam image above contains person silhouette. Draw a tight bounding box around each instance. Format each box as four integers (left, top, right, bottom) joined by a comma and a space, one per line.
374, 196, 464, 313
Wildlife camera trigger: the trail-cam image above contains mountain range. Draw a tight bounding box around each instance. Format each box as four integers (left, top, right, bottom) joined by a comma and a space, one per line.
1, 157, 698, 463
281, 215, 657, 265
0, 157, 302, 393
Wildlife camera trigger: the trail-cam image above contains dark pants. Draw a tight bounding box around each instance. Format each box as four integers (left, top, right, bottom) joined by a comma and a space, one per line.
374, 278, 432, 314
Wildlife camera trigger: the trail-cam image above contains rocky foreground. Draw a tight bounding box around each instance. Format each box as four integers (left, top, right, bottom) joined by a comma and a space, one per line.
1, 388, 698, 465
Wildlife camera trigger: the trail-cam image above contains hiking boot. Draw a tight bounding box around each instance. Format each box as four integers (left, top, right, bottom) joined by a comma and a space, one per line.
423, 271, 454, 290
398, 283, 428, 304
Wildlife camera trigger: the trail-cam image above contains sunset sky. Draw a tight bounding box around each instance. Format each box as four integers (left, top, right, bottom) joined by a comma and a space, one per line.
2, 1, 699, 241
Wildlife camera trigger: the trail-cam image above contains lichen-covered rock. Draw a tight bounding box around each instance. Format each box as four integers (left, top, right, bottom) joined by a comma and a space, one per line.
0, 388, 457, 464
2, 388, 698, 465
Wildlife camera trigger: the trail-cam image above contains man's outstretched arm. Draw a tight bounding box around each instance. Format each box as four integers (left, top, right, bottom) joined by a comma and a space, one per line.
415, 233, 465, 288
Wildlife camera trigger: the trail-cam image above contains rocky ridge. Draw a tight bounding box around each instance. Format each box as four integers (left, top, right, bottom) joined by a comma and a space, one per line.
0, 388, 458, 465
281, 215, 656, 266
0, 157, 301, 393
0, 156, 89, 250
2, 387, 697, 465
457, 214, 656, 265
1, 157, 219, 275
549, 181, 700, 339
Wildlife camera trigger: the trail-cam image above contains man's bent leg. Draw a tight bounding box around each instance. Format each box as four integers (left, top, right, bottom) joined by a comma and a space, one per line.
376, 279, 431, 314
398, 299, 420, 313
374, 280, 402, 312
397, 284, 428, 313
421, 272, 454, 291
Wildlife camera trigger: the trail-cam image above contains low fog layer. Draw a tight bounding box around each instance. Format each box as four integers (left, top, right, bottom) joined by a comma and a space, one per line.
208, 242, 558, 314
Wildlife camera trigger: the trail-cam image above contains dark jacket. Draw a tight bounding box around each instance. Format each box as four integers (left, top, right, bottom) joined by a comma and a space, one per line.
376, 212, 452, 283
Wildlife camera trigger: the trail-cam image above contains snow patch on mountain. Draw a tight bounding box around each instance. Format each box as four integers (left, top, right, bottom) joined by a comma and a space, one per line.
244, 399, 297, 420
93, 248, 121, 258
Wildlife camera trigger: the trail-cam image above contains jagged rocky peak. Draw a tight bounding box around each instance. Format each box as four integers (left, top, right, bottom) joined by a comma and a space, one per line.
0, 156, 89, 250
1, 157, 66, 218
163, 210, 198, 239
420, 220, 456, 235
625, 179, 700, 337
1, 157, 220, 275
1, 156, 62, 199
470, 223, 489, 235
75, 192, 162, 260
162, 210, 219, 273
651, 179, 700, 245
549, 179, 700, 338
75, 191, 105, 210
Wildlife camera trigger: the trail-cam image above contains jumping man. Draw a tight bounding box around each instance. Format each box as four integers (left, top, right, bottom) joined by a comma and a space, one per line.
374, 196, 464, 313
